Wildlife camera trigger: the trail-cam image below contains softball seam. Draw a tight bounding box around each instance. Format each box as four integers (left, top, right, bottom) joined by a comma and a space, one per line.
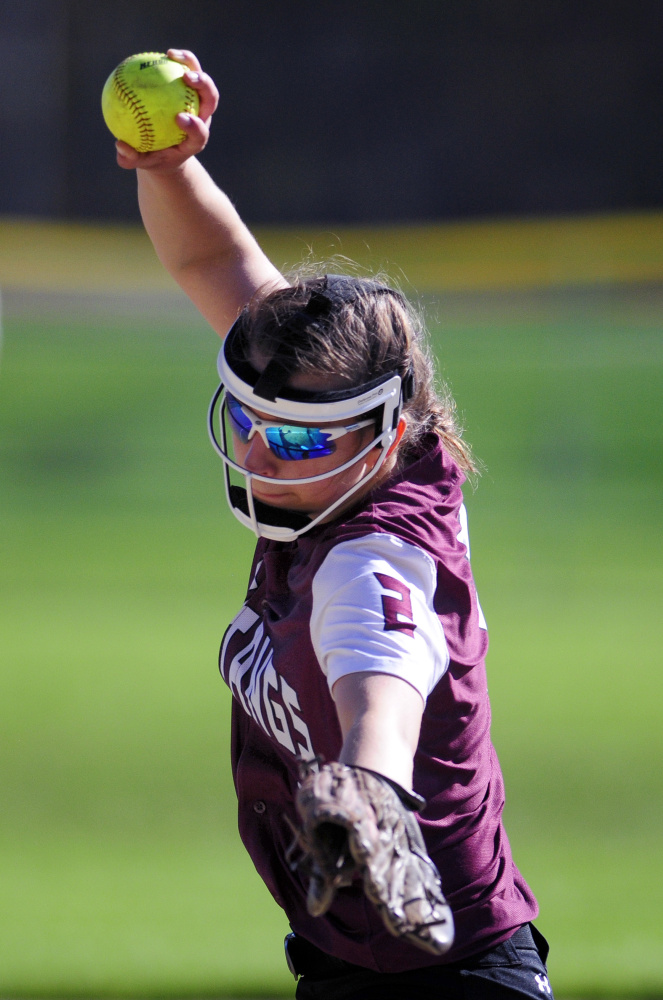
112, 67, 156, 152
111, 61, 196, 152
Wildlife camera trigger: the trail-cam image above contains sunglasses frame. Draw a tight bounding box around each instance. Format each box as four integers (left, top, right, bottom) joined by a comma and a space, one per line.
225, 393, 375, 460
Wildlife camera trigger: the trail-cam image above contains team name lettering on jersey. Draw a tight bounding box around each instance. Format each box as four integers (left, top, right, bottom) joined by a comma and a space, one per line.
220, 605, 314, 759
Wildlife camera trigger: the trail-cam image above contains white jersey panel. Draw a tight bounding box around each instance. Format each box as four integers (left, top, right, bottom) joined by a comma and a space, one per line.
310, 533, 450, 701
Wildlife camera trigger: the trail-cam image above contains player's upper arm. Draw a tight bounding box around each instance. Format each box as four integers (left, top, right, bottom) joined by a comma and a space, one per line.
136, 158, 288, 337
310, 533, 449, 701
178, 251, 287, 337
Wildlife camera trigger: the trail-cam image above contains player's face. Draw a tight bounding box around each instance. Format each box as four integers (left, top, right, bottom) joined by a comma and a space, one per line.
228, 371, 388, 519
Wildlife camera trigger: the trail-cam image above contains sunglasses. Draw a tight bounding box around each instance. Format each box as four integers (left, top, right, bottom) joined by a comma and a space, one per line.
225, 393, 375, 461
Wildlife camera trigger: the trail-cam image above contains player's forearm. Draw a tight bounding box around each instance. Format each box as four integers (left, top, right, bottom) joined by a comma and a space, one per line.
333, 672, 423, 790
339, 715, 416, 789
137, 157, 286, 335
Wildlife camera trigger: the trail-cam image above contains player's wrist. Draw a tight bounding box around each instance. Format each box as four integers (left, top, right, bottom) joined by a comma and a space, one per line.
349, 764, 426, 811
135, 153, 200, 182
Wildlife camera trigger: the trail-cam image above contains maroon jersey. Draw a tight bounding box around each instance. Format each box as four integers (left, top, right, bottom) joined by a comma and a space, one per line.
219, 435, 538, 971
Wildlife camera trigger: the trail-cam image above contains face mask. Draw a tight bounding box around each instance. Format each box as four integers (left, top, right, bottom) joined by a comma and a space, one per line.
207, 276, 414, 540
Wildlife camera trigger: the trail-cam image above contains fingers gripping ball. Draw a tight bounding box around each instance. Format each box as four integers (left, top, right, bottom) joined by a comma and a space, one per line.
101, 52, 200, 152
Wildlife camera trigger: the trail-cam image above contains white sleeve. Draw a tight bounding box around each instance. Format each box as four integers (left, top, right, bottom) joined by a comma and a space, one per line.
310, 533, 449, 701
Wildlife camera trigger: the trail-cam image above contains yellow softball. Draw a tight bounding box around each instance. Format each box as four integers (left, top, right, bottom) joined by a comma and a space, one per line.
101, 52, 200, 152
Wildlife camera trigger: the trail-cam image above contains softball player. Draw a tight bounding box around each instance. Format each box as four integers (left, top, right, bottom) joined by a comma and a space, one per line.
115, 49, 555, 1000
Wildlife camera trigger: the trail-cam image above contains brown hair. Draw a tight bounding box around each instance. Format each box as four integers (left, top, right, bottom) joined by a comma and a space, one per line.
239, 273, 477, 475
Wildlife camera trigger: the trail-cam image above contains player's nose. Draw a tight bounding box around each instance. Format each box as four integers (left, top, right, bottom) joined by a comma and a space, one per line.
243, 433, 280, 476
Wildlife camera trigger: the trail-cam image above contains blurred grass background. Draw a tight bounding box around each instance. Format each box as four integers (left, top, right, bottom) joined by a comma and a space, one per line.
0, 214, 662, 998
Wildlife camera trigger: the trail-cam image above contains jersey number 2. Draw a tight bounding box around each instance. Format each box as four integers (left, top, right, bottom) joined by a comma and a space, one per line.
374, 573, 416, 637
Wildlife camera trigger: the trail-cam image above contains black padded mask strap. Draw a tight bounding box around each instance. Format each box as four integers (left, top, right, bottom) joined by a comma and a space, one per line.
232, 275, 407, 404
253, 289, 335, 401
228, 485, 312, 531
252, 356, 292, 402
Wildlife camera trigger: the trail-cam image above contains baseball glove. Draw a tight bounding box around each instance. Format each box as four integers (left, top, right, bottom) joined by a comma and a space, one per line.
289, 760, 454, 956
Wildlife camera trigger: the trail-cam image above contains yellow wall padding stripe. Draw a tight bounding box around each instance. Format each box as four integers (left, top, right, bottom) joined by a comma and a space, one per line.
1, 211, 662, 295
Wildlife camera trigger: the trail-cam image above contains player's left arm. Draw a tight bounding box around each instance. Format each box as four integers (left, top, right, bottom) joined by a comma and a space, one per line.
301, 539, 453, 954
311, 534, 448, 792
297, 670, 454, 956
332, 670, 424, 791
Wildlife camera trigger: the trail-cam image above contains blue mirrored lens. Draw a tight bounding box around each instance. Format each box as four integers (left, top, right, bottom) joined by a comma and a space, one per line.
226, 396, 252, 442
226, 394, 337, 460
266, 427, 335, 461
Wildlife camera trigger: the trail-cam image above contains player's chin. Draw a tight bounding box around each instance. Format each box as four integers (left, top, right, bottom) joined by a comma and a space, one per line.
252, 489, 320, 514
252, 488, 297, 507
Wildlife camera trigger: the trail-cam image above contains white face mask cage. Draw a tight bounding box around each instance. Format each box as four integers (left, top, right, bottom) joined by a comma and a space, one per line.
208, 351, 405, 541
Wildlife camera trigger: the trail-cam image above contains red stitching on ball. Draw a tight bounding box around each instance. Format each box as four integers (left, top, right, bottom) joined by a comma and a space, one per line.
183, 85, 197, 117
114, 65, 157, 152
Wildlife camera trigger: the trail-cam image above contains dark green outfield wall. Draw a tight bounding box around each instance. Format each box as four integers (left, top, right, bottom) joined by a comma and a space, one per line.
1, 0, 663, 224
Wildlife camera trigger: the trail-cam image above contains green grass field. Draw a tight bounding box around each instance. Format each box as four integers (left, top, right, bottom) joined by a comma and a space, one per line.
0, 221, 662, 997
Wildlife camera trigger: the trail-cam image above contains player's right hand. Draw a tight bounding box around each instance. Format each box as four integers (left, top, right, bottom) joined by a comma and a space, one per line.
115, 49, 219, 173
